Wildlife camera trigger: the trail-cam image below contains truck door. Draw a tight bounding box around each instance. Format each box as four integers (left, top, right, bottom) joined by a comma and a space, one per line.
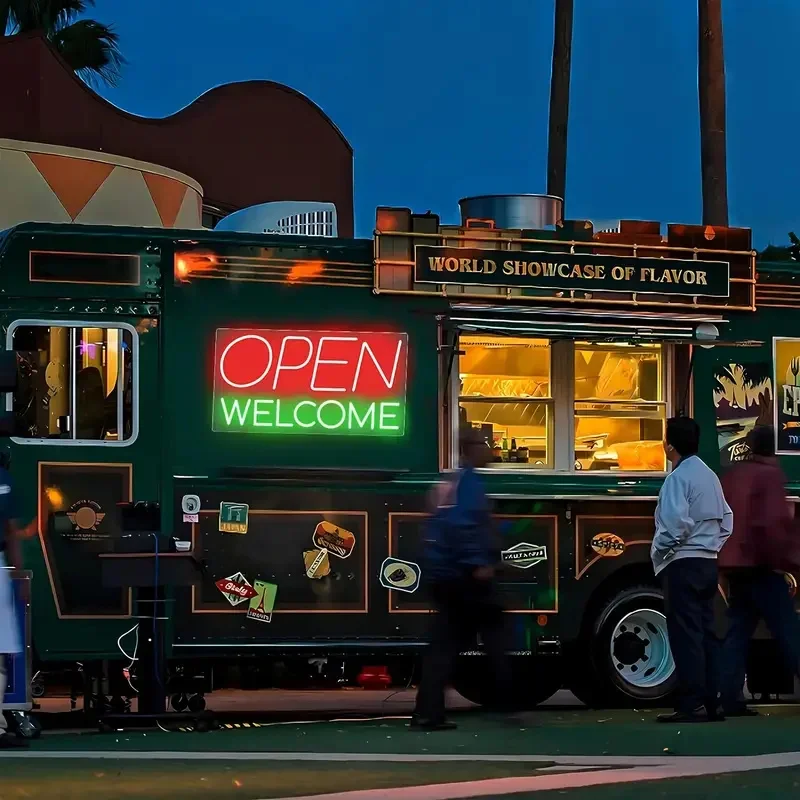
4, 315, 160, 659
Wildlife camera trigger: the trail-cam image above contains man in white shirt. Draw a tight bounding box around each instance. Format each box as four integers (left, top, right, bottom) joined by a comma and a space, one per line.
652, 416, 732, 724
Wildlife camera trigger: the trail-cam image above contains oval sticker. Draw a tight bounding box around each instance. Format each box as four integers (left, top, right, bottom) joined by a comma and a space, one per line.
591, 532, 625, 557
379, 557, 421, 594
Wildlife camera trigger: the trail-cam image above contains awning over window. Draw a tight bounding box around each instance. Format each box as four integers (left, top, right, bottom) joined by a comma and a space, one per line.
445, 303, 761, 346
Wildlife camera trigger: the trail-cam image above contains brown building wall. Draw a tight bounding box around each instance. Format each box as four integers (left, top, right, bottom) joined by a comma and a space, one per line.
0, 34, 354, 236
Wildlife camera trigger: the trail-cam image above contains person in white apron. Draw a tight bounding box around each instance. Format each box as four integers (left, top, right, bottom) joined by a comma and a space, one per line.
0, 469, 26, 748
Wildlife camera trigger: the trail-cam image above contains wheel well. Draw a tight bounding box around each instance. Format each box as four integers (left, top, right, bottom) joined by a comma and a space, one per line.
578, 563, 659, 637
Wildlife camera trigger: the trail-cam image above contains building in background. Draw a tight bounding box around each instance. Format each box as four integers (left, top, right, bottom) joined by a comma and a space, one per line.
215, 201, 338, 237
0, 138, 202, 229
0, 33, 353, 234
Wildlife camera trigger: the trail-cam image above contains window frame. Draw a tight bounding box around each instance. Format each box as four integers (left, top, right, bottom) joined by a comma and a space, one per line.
6, 319, 140, 448
447, 333, 673, 476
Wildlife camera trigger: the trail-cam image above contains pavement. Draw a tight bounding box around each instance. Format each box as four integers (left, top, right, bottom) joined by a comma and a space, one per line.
4, 693, 800, 798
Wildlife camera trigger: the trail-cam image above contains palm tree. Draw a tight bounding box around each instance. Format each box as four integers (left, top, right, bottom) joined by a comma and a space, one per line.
698, 0, 728, 226
1, 0, 124, 87
546, 0, 574, 212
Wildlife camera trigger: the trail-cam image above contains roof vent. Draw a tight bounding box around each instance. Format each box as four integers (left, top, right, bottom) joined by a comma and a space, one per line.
458, 194, 563, 230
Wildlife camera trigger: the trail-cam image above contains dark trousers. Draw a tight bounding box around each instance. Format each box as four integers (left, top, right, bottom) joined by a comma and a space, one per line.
721, 570, 800, 710
661, 558, 720, 713
414, 577, 511, 722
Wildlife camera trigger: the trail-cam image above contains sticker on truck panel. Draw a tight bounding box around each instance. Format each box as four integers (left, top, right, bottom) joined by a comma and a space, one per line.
247, 580, 278, 623
219, 502, 249, 534
67, 500, 105, 532
591, 532, 626, 557
304, 548, 331, 579
379, 557, 421, 593
501, 543, 547, 569
312, 521, 355, 559
215, 573, 257, 606
181, 494, 201, 515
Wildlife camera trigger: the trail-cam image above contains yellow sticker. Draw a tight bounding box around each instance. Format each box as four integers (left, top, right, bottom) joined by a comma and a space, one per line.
304, 549, 331, 579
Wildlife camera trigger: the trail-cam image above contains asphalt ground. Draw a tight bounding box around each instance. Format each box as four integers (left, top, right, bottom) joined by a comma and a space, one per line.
7, 692, 800, 798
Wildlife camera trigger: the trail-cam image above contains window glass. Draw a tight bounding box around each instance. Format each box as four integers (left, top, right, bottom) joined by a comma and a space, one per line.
573, 344, 665, 471
11, 325, 135, 442
458, 336, 552, 468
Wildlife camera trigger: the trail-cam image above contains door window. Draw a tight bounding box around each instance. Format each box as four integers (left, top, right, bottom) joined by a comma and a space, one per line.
10, 323, 137, 444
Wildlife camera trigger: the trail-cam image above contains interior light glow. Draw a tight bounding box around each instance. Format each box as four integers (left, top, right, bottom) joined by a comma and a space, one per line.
174, 251, 218, 282
286, 261, 324, 283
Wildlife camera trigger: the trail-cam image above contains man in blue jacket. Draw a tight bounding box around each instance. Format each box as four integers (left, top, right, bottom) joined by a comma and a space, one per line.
412, 428, 510, 731
0, 465, 27, 748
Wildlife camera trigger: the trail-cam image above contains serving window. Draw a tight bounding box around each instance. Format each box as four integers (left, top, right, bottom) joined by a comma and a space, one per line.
459, 336, 553, 468
574, 344, 666, 472
452, 335, 669, 473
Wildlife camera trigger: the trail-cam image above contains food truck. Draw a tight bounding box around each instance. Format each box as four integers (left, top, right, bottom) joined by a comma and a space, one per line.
1, 195, 797, 711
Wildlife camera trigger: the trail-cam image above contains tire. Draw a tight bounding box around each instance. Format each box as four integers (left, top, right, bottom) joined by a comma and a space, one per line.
452, 656, 562, 710
187, 694, 207, 713
567, 584, 676, 708
171, 693, 189, 712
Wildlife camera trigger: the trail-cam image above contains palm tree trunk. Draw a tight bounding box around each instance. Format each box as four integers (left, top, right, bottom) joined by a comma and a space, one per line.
547, 0, 574, 212
698, 0, 729, 226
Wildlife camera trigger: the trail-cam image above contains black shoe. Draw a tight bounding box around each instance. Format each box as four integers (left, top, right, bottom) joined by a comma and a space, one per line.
0, 733, 29, 748
723, 706, 760, 718
706, 707, 726, 722
656, 709, 709, 724
409, 716, 457, 731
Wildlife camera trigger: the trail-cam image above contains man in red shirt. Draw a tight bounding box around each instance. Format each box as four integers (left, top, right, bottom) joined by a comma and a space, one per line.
719, 425, 800, 717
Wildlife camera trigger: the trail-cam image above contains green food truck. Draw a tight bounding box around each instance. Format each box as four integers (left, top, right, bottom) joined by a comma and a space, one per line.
1, 196, 797, 714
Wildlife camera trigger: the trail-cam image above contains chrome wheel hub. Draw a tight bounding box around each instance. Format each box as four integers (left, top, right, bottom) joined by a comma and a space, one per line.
610, 608, 674, 691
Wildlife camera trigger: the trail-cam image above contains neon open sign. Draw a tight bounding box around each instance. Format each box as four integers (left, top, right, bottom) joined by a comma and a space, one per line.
212, 329, 408, 436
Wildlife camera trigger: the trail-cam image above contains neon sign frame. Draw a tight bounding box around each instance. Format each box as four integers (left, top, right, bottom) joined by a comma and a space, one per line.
212, 328, 409, 437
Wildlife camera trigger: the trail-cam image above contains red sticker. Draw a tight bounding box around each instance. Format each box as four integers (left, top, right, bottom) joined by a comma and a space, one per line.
215, 573, 257, 606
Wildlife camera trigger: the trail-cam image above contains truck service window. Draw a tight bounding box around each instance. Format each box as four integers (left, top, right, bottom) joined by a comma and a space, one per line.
11, 324, 135, 443
574, 344, 665, 472
458, 336, 553, 468
455, 336, 666, 473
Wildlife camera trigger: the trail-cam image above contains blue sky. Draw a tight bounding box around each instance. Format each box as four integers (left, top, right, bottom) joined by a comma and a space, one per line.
99, 0, 798, 246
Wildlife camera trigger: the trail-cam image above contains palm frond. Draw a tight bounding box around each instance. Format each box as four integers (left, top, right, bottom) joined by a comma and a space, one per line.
5, 1, 123, 89
50, 17, 125, 87
11, 0, 91, 32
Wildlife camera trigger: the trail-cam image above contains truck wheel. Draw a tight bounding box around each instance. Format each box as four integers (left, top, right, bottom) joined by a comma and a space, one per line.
568, 585, 676, 707
452, 656, 562, 710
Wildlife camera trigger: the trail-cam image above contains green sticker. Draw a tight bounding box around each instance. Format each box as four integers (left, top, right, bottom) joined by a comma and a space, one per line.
219, 502, 249, 534
247, 580, 277, 623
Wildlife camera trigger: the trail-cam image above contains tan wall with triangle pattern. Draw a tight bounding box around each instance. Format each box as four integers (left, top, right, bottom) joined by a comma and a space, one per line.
0, 139, 203, 230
